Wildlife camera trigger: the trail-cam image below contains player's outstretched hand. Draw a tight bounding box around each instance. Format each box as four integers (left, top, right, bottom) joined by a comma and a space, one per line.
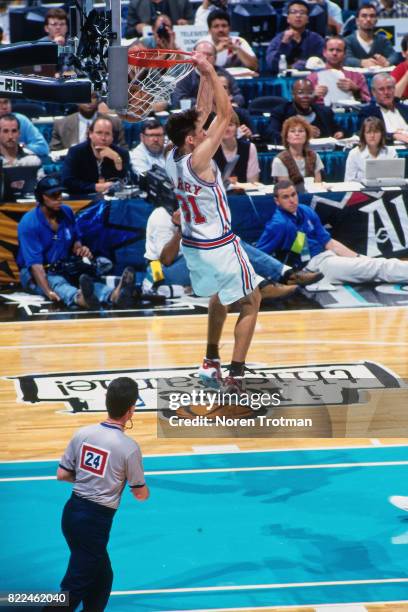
192, 52, 213, 75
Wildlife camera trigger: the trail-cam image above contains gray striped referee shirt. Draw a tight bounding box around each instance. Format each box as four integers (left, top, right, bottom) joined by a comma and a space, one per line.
60, 422, 145, 509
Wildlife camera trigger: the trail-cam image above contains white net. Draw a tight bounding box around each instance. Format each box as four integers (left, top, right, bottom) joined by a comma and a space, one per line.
127, 49, 194, 122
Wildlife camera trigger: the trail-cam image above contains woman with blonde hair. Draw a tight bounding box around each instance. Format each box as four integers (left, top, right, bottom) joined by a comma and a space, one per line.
213, 111, 260, 183
271, 116, 324, 191
345, 116, 397, 182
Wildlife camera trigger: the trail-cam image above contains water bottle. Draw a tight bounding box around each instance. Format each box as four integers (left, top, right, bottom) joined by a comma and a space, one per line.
278, 54, 288, 76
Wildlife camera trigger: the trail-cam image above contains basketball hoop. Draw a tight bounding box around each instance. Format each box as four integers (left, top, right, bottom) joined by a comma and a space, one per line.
126, 48, 195, 121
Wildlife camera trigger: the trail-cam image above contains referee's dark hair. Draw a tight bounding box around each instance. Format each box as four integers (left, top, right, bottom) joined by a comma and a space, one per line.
106, 377, 138, 418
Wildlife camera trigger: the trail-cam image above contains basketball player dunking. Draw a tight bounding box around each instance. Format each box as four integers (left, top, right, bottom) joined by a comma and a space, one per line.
165, 53, 261, 392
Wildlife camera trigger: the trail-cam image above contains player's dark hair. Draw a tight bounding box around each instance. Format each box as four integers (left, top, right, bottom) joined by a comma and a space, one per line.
106, 377, 138, 418
208, 9, 230, 28
274, 179, 295, 198
166, 109, 200, 148
0, 113, 20, 129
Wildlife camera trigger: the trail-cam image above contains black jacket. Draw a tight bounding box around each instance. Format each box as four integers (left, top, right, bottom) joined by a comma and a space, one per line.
62, 140, 130, 195
171, 67, 245, 109
266, 102, 344, 144
359, 101, 408, 138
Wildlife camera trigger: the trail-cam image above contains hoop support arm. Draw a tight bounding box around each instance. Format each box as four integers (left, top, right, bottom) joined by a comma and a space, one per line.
0, 75, 92, 102
0, 41, 59, 71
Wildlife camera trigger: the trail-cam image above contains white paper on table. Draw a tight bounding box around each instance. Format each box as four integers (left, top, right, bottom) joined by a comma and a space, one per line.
317, 69, 354, 106
309, 137, 338, 151
326, 181, 364, 192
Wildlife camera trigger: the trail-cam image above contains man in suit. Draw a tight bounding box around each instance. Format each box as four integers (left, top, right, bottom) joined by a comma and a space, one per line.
266, 78, 344, 144
51, 93, 126, 151
345, 4, 400, 68
62, 116, 131, 195
359, 72, 408, 144
125, 0, 192, 38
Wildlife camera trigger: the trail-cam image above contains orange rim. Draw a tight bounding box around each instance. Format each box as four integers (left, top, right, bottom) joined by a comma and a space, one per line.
128, 48, 194, 68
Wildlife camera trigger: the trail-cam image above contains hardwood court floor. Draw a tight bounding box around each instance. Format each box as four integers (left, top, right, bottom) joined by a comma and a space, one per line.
1, 306, 407, 460
1, 306, 408, 612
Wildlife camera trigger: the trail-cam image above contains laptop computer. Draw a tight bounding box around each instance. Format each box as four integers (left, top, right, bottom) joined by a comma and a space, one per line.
362, 158, 408, 188
2, 165, 39, 200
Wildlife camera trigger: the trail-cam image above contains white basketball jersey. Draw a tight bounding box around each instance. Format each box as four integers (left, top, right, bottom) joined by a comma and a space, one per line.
165, 148, 233, 247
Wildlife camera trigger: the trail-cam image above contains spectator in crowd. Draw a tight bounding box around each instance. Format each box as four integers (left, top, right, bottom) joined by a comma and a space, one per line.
125, 0, 192, 38
145, 203, 323, 296
0, 2, 10, 44
308, 36, 371, 104
266, 0, 324, 74
371, 0, 408, 17
17, 175, 137, 310
257, 179, 408, 285
62, 116, 131, 195
266, 79, 344, 144
309, 0, 343, 34
203, 10, 258, 71
130, 119, 166, 175
139, 14, 178, 49
391, 34, 408, 100
51, 92, 126, 151
0, 98, 49, 158
344, 4, 400, 68
218, 75, 254, 136
271, 116, 324, 191
194, 0, 228, 28
345, 116, 397, 182
360, 73, 408, 144
213, 112, 260, 183
172, 40, 245, 109
39, 8, 68, 45
0, 114, 41, 170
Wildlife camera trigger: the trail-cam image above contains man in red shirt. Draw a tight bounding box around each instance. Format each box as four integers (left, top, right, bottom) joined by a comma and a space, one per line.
391, 34, 408, 100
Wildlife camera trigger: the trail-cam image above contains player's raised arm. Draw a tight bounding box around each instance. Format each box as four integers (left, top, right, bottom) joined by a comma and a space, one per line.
191, 53, 232, 176
195, 67, 213, 131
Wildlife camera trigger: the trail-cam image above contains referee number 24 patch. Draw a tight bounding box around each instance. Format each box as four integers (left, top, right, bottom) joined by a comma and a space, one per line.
80, 444, 110, 477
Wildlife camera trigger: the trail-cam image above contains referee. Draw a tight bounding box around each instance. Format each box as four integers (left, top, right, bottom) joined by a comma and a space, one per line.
51, 376, 149, 611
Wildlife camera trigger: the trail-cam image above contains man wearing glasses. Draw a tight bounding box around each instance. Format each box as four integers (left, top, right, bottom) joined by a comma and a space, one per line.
130, 119, 166, 176
266, 0, 324, 74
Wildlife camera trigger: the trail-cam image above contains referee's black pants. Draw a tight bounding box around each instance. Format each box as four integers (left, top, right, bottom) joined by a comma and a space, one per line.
60, 493, 116, 612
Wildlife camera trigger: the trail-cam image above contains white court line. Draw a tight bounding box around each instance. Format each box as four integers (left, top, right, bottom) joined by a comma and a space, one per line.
0, 304, 406, 326
2, 459, 408, 482
1, 443, 407, 463
156, 602, 408, 612
1, 338, 408, 351
109, 578, 408, 597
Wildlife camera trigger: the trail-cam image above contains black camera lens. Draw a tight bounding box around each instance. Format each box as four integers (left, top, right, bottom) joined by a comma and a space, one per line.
156, 23, 170, 41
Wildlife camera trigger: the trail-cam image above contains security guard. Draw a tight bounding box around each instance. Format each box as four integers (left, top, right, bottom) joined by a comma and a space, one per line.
54, 376, 149, 611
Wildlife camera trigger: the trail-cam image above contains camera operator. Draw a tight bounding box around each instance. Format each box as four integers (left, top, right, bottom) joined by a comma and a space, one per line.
139, 14, 179, 50
195, 0, 228, 29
